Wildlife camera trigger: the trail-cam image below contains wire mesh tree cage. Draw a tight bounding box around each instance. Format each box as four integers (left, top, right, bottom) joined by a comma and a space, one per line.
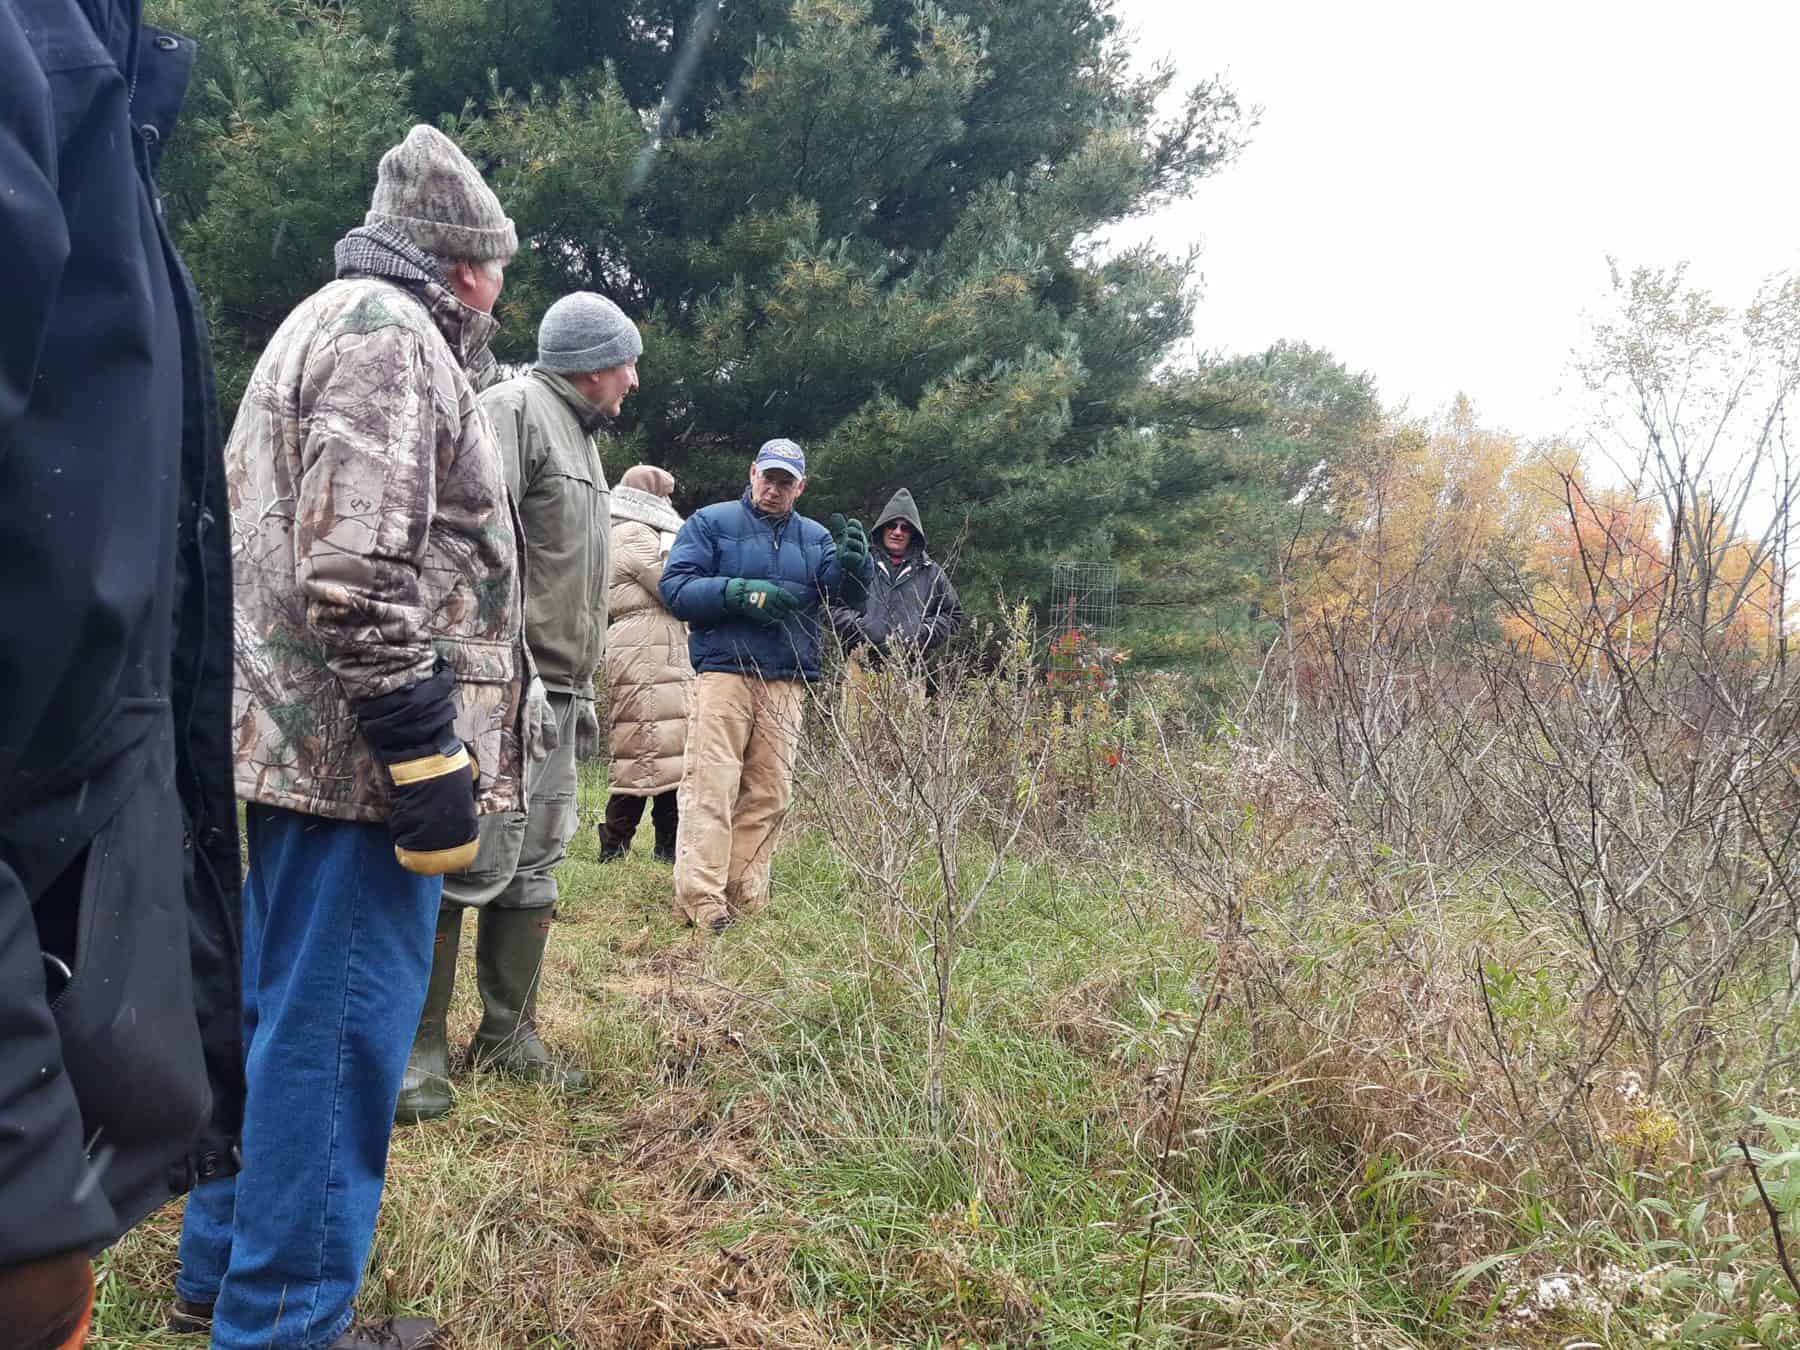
1048, 561, 1119, 670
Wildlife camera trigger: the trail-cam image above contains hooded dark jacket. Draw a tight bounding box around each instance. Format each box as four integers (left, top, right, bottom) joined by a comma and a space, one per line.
829, 489, 964, 668
0, 0, 243, 1264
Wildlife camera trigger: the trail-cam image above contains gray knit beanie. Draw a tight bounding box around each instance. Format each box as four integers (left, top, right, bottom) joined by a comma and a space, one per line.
366, 125, 518, 263
537, 292, 644, 373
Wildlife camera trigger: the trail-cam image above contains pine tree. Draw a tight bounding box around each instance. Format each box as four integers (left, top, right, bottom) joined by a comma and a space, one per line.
151, 0, 1253, 613
1108, 343, 1381, 679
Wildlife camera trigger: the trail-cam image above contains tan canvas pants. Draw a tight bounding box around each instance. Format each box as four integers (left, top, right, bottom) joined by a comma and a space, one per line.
673, 672, 805, 925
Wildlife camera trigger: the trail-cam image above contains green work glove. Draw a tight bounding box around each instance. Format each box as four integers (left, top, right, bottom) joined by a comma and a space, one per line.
724, 577, 801, 626
829, 513, 870, 572
575, 697, 601, 762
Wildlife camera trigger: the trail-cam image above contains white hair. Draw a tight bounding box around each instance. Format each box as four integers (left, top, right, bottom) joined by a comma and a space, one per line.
433, 255, 504, 283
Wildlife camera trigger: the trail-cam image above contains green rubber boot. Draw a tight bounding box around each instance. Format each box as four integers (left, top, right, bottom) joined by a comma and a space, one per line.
468, 907, 587, 1092
394, 907, 462, 1125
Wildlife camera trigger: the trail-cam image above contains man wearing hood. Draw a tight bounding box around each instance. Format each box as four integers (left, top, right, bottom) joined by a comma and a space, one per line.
831, 488, 965, 683
659, 440, 872, 932
170, 125, 532, 1350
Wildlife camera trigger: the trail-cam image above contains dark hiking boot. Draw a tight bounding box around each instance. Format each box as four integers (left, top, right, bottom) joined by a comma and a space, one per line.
326, 1316, 447, 1348
167, 1297, 213, 1334
596, 811, 630, 862
468, 907, 587, 1092
395, 907, 462, 1125
652, 844, 676, 864
599, 794, 642, 861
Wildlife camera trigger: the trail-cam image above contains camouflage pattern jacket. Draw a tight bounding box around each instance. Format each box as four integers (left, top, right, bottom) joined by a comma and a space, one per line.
227, 225, 527, 822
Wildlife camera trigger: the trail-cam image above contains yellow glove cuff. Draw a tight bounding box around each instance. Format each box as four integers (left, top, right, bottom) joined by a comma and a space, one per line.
387, 744, 474, 787
395, 839, 481, 875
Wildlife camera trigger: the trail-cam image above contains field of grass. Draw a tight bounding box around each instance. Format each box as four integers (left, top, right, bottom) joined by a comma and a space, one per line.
87, 734, 1800, 1347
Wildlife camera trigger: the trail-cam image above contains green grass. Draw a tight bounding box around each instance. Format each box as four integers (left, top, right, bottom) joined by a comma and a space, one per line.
87, 758, 1800, 1347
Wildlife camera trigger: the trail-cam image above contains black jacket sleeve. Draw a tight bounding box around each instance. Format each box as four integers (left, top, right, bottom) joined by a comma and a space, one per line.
827, 602, 868, 652
0, 1, 69, 428
0, 6, 121, 1262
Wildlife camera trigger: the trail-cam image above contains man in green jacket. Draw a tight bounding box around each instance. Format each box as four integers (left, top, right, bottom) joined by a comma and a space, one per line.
396, 292, 641, 1122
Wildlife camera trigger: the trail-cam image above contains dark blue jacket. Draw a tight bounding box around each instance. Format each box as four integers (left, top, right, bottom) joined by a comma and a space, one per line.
661, 491, 871, 682
1, 0, 242, 1264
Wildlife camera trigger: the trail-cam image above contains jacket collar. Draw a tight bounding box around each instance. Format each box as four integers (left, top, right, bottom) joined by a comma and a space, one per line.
333, 224, 500, 373
612, 486, 683, 533
132, 26, 196, 177
530, 368, 609, 433
740, 486, 791, 527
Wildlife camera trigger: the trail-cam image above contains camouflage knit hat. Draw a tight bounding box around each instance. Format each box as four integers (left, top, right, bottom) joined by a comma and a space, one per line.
366, 125, 518, 263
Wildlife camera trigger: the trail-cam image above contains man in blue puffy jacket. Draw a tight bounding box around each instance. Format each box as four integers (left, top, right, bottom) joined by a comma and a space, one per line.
659, 439, 871, 931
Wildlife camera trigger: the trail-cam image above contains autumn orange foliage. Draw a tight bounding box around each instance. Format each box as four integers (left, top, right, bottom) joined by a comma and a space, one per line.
1287, 397, 1790, 678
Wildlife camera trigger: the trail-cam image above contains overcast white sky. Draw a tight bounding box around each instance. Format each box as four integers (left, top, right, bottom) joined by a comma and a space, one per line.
1103, 0, 1800, 443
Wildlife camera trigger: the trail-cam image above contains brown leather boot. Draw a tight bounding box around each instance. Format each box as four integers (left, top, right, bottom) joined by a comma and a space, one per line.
0, 1249, 93, 1350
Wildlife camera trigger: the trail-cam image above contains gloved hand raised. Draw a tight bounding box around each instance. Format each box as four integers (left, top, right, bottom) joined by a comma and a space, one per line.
724, 578, 801, 626
829, 513, 870, 572
575, 697, 602, 762
353, 661, 479, 875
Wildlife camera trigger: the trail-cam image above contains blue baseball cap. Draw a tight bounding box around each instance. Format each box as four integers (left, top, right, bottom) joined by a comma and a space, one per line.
753, 437, 806, 479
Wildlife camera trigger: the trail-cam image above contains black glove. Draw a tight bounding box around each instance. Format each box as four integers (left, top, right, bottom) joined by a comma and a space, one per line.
353, 662, 480, 876
830, 513, 870, 572
724, 577, 801, 626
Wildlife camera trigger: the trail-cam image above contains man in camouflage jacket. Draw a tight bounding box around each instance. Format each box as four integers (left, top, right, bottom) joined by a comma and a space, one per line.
172, 125, 529, 1350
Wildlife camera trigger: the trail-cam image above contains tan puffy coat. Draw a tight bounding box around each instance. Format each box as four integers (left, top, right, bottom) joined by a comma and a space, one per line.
605, 487, 692, 795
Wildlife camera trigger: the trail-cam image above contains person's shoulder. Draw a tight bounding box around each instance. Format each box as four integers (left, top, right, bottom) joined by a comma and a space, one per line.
791, 511, 833, 543
519, 367, 579, 413
308, 278, 444, 368
285, 279, 430, 382
478, 372, 533, 414
613, 514, 657, 540
691, 498, 744, 527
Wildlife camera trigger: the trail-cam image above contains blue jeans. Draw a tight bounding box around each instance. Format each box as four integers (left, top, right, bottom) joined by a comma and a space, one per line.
176, 805, 439, 1348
